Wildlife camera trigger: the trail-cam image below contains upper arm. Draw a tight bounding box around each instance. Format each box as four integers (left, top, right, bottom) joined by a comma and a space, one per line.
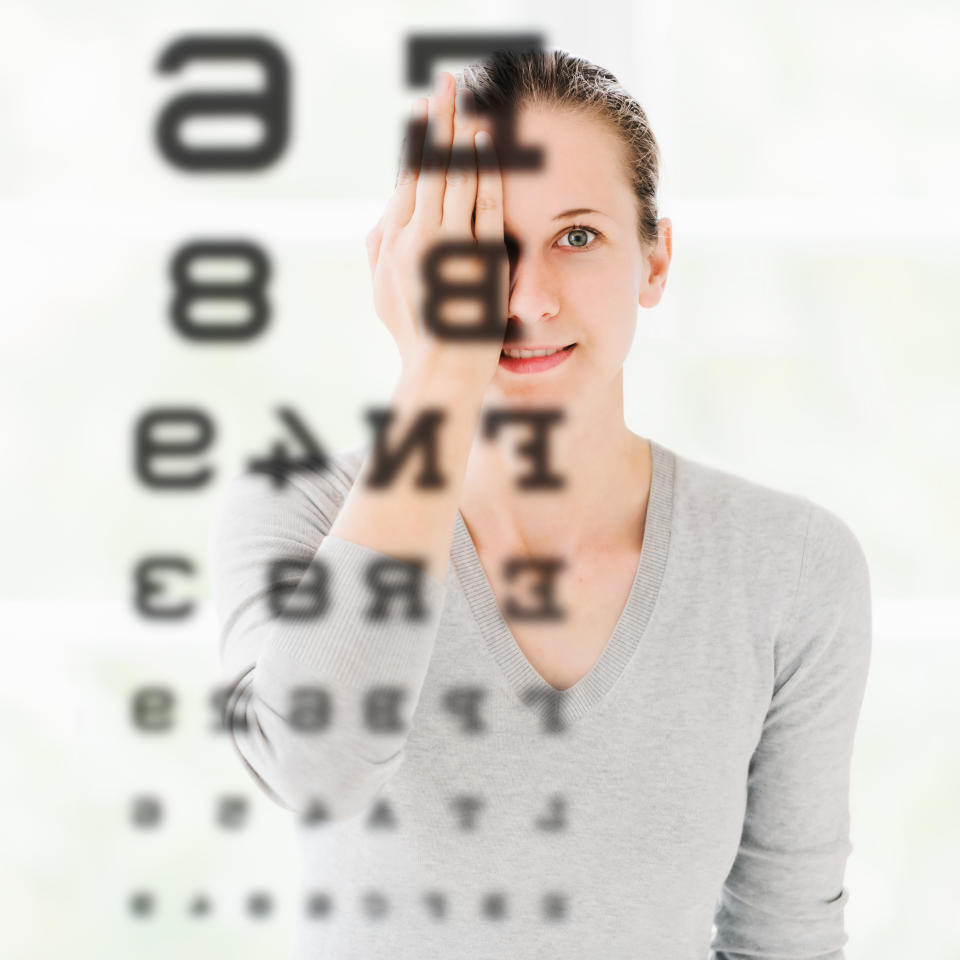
711, 501, 873, 959
204, 451, 449, 819
207, 464, 344, 685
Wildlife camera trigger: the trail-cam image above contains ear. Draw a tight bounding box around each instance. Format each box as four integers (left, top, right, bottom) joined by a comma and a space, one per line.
638, 217, 672, 308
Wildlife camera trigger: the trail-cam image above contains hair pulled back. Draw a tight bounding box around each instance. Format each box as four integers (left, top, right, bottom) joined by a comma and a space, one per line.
456, 47, 662, 251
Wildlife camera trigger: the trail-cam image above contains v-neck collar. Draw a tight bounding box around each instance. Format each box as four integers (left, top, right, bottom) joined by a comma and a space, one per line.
450, 438, 676, 726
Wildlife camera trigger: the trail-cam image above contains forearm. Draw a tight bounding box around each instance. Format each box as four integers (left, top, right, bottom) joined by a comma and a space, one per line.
327, 359, 485, 585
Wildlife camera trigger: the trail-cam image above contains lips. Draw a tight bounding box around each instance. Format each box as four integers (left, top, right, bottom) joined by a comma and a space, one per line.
500, 342, 575, 358
498, 342, 577, 373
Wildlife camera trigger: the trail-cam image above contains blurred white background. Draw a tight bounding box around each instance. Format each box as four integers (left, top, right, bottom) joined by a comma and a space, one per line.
1, 0, 958, 957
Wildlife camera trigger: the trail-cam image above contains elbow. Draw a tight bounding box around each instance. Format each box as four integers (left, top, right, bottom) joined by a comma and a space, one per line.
266, 735, 407, 822
226, 689, 409, 822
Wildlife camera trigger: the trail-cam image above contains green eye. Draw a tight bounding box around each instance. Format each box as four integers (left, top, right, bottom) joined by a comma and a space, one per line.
557, 225, 599, 249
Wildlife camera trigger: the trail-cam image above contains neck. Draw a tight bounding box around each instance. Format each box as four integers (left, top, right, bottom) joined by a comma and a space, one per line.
460, 371, 650, 557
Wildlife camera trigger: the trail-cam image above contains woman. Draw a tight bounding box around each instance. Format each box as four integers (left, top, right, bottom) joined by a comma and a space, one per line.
209, 48, 871, 960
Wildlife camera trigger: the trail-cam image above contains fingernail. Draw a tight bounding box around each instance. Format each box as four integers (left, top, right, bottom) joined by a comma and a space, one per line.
433, 72, 447, 96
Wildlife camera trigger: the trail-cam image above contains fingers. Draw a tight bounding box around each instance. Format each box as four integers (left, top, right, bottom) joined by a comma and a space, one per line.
473, 130, 503, 243
383, 97, 428, 234
473, 130, 507, 338
414, 71, 455, 229
441, 89, 479, 229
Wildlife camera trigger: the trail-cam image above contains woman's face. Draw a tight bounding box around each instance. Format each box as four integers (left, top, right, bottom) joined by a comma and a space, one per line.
482, 104, 671, 406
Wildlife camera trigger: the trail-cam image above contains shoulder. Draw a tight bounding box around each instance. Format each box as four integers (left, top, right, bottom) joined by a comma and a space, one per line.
655, 443, 871, 693
669, 445, 807, 531
772, 496, 873, 695
669, 445, 865, 561
664, 443, 870, 608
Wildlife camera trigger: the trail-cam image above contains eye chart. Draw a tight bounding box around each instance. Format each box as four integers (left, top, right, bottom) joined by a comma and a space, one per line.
10, 3, 952, 959
143, 24, 585, 953
145, 21, 652, 956
5, 12, 645, 958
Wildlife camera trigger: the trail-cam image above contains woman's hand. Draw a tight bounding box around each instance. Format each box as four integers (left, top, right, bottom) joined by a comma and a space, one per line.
364, 71, 508, 395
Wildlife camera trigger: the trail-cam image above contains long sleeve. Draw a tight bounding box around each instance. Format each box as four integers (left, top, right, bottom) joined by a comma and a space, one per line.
710, 501, 873, 959
205, 452, 449, 822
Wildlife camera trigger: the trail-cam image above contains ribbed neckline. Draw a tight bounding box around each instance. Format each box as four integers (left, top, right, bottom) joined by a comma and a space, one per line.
450, 438, 676, 726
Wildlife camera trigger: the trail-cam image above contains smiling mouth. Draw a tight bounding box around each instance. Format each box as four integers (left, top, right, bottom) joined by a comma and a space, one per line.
499, 342, 576, 359
497, 342, 577, 373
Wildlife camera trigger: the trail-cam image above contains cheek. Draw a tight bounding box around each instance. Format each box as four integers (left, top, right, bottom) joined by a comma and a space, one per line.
570, 266, 638, 357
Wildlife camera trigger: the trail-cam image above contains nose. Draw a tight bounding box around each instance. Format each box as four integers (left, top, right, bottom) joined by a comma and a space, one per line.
506, 248, 560, 329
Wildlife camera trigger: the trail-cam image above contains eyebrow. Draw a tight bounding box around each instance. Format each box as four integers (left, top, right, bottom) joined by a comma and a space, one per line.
552, 207, 608, 221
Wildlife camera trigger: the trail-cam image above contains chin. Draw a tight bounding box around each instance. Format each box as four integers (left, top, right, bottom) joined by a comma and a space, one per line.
487, 374, 580, 406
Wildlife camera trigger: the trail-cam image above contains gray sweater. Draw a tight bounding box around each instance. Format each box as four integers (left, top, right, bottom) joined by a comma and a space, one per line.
207, 437, 872, 959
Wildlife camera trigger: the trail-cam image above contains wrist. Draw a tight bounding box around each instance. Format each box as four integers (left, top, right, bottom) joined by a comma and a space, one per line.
398, 348, 493, 408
